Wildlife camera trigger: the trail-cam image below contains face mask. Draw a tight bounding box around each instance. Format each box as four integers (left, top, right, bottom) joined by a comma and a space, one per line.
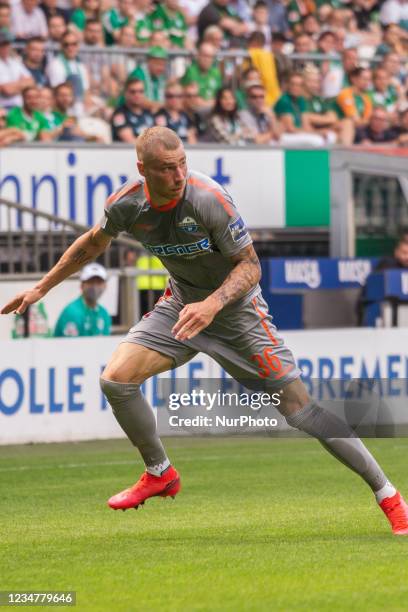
83, 286, 104, 303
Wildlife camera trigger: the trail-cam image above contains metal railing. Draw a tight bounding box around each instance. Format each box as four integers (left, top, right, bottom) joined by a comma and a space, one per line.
0, 195, 172, 333
0, 195, 139, 274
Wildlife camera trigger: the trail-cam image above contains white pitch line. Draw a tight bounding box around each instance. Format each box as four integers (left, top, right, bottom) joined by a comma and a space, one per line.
0, 455, 225, 473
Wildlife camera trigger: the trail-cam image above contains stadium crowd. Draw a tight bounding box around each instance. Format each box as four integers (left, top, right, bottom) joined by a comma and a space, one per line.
0, 0, 408, 147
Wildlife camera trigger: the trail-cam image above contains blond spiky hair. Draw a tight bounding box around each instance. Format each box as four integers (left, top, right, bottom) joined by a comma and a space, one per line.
136, 127, 183, 163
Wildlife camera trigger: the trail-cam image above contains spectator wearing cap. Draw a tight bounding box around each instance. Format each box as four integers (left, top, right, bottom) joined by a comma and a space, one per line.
54, 263, 111, 337
6, 85, 48, 141
102, 0, 135, 46
336, 67, 373, 127
181, 41, 222, 110
239, 82, 281, 144
46, 31, 90, 116
197, 0, 249, 48
11, 0, 48, 41
23, 37, 49, 87
0, 31, 34, 109
354, 106, 399, 145
146, 0, 191, 49
154, 80, 196, 143
127, 46, 168, 113
111, 78, 154, 142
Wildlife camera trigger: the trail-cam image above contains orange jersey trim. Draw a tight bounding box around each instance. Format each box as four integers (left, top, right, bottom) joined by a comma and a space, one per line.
252, 297, 279, 346
106, 181, 142, 207
187, 176, 235, 217
144, 182, 180, 212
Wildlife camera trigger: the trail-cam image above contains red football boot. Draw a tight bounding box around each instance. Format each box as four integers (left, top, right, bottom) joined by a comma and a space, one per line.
108, 466, 181, 511
380, 491, 408, 535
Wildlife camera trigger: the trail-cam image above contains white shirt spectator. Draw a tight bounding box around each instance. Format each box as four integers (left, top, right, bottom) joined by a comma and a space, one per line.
11, 1, 48, 39
179, 0, 207, 41
47, 55, 89, 116
47, 56, 89, 89
0, 55, 31, 107
380, 0, 408, 26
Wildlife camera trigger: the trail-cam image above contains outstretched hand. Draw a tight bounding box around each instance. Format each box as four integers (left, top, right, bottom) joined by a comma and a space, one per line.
172, 297, 222, 341
1, 287, 45, 315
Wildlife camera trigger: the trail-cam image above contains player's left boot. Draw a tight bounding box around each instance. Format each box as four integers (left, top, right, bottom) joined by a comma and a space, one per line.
108, 465, 181, 511
379, 491, 408, 535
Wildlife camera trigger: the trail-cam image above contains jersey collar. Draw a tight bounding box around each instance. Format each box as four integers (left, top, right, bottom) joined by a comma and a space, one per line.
144, 182, 183, 212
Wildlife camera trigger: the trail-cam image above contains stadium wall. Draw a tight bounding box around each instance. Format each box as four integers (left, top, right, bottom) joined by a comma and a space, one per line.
1, 327, 408, 445
0, 145, 330, 230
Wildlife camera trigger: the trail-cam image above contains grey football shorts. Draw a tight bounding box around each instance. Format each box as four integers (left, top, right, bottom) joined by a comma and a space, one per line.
123, 290, 301, 392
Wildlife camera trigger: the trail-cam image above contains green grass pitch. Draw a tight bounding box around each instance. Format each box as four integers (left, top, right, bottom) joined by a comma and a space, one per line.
1, 437, 407, 611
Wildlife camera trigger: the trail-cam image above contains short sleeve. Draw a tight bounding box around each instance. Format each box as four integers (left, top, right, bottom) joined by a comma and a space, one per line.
100, 201, 127, 237
100, 185, 138, 237
199, 187, 252, 258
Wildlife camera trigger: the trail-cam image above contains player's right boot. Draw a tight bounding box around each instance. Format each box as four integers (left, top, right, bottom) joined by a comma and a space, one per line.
379, 491, 408, 535
108, 465, 181, 511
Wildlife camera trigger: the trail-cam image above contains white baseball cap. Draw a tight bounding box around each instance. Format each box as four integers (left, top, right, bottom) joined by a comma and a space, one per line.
80, 263, 107, 282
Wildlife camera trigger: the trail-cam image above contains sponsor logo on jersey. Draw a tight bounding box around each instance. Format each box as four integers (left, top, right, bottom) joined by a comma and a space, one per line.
177, 216, 199, 233
284, 260, 321, 289
143, 237, 212, 257
337, 260, 372, 285
228, 216, 247, 242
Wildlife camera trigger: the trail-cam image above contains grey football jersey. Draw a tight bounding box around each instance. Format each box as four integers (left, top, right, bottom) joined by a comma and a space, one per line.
100, 169, 258, 305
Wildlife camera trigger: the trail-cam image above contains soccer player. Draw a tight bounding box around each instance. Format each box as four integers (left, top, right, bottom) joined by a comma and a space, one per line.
2, 127, 408, 535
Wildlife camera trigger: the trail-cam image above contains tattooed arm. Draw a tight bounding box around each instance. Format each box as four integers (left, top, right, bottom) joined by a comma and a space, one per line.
172, 244, 261, 341
1, 225, 112, 315
209, 244, 261, 309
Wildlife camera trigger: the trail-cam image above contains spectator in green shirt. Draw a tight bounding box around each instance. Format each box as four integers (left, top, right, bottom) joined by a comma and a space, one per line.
6, 85, 48, 141
102, 0, 135, 45
70, 0, 102, 33
303, 67, 353, 145
274, 72, 308, 129
127, 46, 168, 113
369, 66, 399, 118
181, 42, 222, 110
54, 263, 111, 337
146, 0, 191, 49
274, 72, 328, 147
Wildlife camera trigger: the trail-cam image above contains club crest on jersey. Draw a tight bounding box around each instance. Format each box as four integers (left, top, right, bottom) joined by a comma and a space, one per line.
177, 216, 199, 233
229, 217, 247, 242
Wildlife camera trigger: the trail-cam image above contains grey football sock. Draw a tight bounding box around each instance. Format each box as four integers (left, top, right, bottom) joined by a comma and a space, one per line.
285, 402, 387, 492
100, 378, 169, 474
